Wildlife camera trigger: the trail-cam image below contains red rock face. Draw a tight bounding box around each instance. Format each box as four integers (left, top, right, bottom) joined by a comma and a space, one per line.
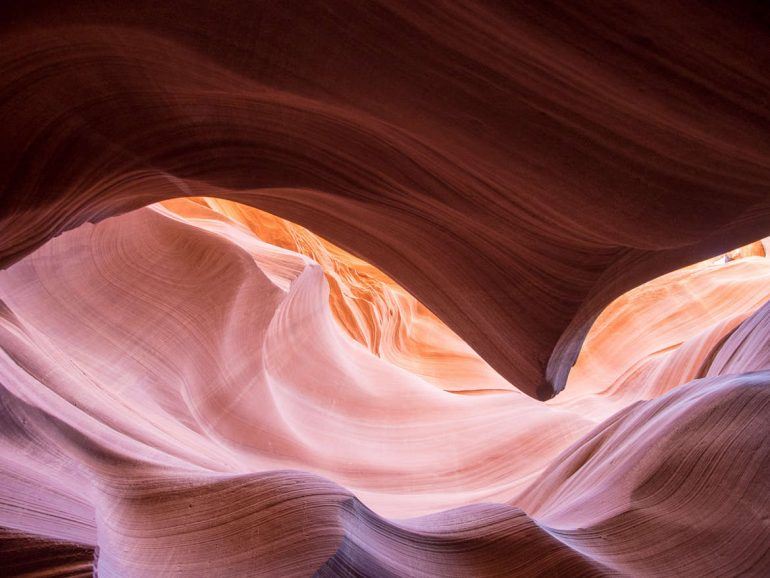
0, 2, 768, 576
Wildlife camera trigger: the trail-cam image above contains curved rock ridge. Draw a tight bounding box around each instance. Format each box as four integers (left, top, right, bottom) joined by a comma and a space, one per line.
157, 197, 514, 394
0, 206, 593, 519
1, 352, 767, 576
156, 197, 770, 406
553, 239, 770, 419
517, 371, 770, 577
2, 1, 769, 398
1, 202, 769, 576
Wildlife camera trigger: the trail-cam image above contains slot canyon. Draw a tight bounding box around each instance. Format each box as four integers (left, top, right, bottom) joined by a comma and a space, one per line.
0, 2, 768, 576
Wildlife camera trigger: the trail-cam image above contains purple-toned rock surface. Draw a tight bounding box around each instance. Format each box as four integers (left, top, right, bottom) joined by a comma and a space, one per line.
1, 2, 769, 576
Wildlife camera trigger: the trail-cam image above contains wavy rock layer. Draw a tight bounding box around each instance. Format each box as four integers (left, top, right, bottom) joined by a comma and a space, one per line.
1, 203, 768, 576
2, 1, 769, 398
519, 371, 770, 577
2, 2, 770, 574
0, 207, 592, 519
158, 197, 512, 393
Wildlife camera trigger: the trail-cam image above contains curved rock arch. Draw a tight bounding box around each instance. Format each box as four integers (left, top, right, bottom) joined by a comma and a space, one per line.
2, 1, 769, 399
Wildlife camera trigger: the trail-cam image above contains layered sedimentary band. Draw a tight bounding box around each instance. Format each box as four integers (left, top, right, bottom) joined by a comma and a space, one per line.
2, 1, 769, 399
1, 1, 769, 576
1, 201, 768, 575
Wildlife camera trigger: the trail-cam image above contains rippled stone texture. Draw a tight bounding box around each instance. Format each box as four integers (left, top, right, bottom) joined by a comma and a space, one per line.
2, 1, 769, 398
1, 202, 768, 576
1, 2, 769, 576
158, 198, 513, 394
